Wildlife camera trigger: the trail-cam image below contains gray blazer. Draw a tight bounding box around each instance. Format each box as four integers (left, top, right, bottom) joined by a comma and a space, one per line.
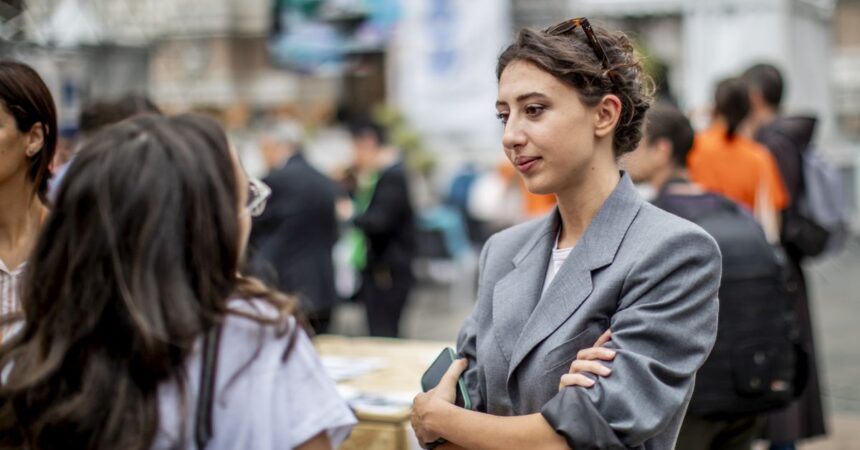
457, 174, 721, 449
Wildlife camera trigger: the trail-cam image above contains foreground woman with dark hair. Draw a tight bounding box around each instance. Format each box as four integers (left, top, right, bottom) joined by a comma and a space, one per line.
0, 114, 355, 449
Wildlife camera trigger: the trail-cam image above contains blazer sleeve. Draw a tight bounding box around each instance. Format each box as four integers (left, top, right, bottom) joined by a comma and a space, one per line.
541, 227, 721, 449
455, 234, 494, 413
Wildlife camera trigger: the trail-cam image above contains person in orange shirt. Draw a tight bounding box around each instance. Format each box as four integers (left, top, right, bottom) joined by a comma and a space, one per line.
498, 160, 557, 218
688, 78, 788, 222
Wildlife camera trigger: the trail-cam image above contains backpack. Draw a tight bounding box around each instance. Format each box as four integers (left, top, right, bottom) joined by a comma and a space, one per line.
783, 146, 849, 257
659, 194, 807, 417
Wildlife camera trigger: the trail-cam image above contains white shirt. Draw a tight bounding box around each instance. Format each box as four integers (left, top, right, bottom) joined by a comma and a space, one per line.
153, 301, 356, 450
541, 233, 574, 296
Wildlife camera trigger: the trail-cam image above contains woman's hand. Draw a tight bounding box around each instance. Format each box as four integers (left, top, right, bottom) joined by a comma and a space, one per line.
412, 358, 468, 447
558, 329, 616, 390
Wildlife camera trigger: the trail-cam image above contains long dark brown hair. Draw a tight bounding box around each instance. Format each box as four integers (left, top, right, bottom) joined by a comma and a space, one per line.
0, 114, 294, 449
497, 25, 653, 158
714, 77, 751, 140
0, 61, 58, 203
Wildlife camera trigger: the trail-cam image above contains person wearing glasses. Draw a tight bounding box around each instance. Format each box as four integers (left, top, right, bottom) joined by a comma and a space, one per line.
411, 19, 721, 449
0, 115, 355, 450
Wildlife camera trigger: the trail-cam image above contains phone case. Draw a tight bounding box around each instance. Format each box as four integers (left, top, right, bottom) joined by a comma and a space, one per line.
421, 347, 473, 410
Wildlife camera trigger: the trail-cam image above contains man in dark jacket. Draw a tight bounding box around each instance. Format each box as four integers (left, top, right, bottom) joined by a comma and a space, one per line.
743, 63, 826, 449
248, 121, 339, 333
626, 102, 792, 450
349, 119, 416, 338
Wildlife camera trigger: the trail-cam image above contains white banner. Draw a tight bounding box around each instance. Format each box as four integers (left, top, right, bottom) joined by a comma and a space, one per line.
390, 0, 510, 158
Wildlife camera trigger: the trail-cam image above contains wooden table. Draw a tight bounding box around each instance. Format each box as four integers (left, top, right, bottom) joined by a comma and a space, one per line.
314, 335, 450, 450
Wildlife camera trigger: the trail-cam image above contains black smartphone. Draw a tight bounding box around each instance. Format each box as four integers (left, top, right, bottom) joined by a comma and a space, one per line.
420, 347, 472, 410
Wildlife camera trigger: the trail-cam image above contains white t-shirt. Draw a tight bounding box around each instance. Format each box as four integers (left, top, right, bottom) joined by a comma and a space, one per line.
541, 233, 573, 296
153, 301, 356, 450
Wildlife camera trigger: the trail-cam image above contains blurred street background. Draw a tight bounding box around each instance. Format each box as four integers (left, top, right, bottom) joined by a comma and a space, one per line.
2, 0, 860, 448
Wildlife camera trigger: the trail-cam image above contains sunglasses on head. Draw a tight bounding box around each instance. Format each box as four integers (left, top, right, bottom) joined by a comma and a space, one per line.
543, 17, 611, 72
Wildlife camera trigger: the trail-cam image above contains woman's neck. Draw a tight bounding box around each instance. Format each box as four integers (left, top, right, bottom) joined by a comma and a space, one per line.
554, 163, 620, 249
0, 174, 44, 267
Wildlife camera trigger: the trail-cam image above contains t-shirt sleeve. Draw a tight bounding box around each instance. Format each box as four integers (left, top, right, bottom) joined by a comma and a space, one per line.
686, 138, 704, 184
274, 327, 357, 448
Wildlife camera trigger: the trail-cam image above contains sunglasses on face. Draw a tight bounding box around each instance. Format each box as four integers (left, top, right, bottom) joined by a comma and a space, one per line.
246, 177, 271, 217
543, 17, 611, 72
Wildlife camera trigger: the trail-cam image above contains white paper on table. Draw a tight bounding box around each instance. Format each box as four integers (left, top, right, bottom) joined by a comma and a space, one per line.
347, 391, 415, 415
321, 356, 386, 382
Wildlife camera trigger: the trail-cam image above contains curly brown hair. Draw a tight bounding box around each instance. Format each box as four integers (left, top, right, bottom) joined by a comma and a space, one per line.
497, 25, 654, 158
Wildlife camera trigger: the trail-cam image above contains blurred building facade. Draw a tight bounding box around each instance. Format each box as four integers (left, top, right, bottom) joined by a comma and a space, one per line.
3, 0, 859, 227
16, 0, 341, 127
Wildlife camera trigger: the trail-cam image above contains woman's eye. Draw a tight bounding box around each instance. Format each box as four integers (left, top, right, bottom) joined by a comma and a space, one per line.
524, 104, 545, 117
496, 112, 509, 124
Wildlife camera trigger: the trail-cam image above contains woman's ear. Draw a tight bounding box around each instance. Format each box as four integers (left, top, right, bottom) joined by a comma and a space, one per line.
593, 94, 622, 139
25, 122, 46, 157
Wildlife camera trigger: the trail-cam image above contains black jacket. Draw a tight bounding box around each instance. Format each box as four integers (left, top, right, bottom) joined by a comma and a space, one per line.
755, 116, 817, 209
248, 154, 339, 312
755, 116, 818, 260
354, 161, 416, 279
755, 118, 827, 441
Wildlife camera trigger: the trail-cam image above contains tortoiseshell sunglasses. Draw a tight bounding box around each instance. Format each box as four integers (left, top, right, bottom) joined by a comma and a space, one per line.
543, 17, 611, 72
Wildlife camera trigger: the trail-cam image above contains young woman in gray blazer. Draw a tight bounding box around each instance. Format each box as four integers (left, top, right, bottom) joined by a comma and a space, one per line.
411, 19, 722, 450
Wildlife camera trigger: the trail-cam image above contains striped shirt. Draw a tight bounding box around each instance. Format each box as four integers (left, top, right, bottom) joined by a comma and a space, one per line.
0, 257, 25, 342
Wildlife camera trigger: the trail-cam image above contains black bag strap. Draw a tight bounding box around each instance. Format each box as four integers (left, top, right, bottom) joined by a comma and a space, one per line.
195, 323, 223, 450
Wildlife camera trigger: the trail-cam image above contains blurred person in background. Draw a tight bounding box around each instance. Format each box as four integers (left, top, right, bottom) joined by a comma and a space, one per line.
348, 118, 415, 338
247, 120, 340, 334
0, 114, 355, 450
0, 61, 57, 342
625, 103, 763, 449
51, 126, 77, 174
411, 20, 720, 449
743, 63, 827, 450
77, 95, 161, 138
688, 77, 789, 242
48, 94, 161, 200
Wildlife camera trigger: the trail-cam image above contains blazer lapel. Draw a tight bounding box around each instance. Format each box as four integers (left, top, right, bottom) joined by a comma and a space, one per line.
506, 173, 644, 382
491, 212, 558, 363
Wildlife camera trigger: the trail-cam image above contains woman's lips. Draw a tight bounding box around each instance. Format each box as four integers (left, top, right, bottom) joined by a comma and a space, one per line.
515, 156, 541, 173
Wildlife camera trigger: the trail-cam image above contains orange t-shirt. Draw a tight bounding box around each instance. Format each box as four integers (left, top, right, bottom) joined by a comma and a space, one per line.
688, 124, 789, 211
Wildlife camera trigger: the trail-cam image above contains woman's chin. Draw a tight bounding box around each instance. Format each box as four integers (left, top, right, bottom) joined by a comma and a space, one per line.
522, 178, 555, 196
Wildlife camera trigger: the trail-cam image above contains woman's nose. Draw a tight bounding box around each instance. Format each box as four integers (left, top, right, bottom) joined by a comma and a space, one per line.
501, 119, 526, 150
